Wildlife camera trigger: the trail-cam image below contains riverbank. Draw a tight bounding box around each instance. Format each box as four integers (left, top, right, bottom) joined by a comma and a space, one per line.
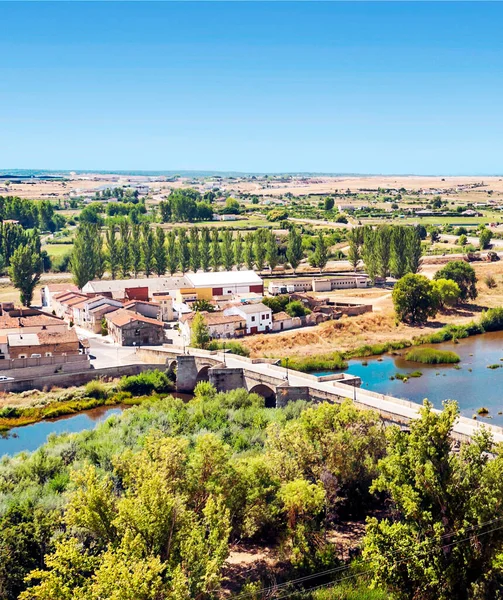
0, 370, 174, 432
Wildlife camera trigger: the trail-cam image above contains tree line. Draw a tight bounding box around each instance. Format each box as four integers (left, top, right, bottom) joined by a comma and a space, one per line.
0, 196, 65, 232
70, 222, 310, 288
347, 225, 422, 280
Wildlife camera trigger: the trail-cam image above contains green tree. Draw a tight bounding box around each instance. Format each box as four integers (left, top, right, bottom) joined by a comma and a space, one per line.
234, 231, 243, 271
285, 300, 309, 317
130, 223, 142, 277
118, 220, 131, 278
105, 223, 119, 279
177, 228, 190, 274
265, 231, 279, 273
347, 227, 362, 272
244, 232, 255, 270
253, 230, 267, 272
429, 227, 440, 243
166, 230, 178, 276
189, 228, 200, 273
434, 260, 478, 301
432, 278, 461, 308
221, 230, 234, 271
362, 226, 379, 282
458, 234, 468, 246
392, 273, 438, 325
190, 312, 210, 348
311, 232, 328, 273
211, 229, 221, 272
376, 225, 392, 278
286, 227, 303, 273
153, 228, 167, 277
200, 228, 211, 272
71, 223, 102, 290
479, 227, 492, 250
390, 226, 408, 279
323, 197, 335, 211
406, 227, 422, 274
141, 223, 154, 278
364, 400, 503, 600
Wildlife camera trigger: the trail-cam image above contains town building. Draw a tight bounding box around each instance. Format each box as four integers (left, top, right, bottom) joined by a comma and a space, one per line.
180, 311, 246, 344
7, 328, 80, 359
0, 306, 68, 335
105, 309, 166, 346
82, 276, 191, 300
40, 283, 79, 309
72, 296, 124, 333
179, 271, 264, 301
224, 302, 273, 334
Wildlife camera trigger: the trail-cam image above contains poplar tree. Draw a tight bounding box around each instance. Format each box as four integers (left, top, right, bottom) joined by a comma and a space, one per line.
177, 228, 190, 274
362, 226, 379, 282
9, 244, 42, 306
347, 227, 362, 272
286, 227, 303, 273
221, 230, 234, 271
153, 228, 167, 276
244, 232, 254, 270
189, 228, 200, 272
376, 225, 392, 278
118, 220, 131, 278
105, 223, 119, 279
211, 229, 221, 272
253, 230, 266, 272
234, 231, 243, 271
200, 228, 211, 272
141, 223, 154, 278
130, 223, 142, 278
390, 226, 408, 279
311, 231, 328, 273
265, 231, 279, 273
166, 231, 178, 276
407, 227, 423, 274
71, 223, 103, 289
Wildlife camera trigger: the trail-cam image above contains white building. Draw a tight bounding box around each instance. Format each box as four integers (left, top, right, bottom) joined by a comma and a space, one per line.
224, 302, 272, 334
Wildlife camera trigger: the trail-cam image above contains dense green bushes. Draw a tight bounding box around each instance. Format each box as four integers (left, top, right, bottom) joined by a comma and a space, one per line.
119, 370, 173, 395
282, 352, 348, 372
207, 339, 250, 356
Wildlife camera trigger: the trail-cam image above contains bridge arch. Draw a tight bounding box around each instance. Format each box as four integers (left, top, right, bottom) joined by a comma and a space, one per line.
196, 364, 212, 384
249, 383, 276, 408
166, 359, 177, 381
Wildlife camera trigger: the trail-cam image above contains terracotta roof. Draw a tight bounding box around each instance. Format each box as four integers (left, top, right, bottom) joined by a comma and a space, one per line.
273, 311, 291, 321
105, 309, 164, 328
0, 312, 65, 330
46, 283, 79, 293
37, 329, 79, 345
183, 311, 245, 326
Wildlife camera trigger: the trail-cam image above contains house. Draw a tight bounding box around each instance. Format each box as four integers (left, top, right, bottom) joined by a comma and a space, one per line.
0, 307, 68, 335
180, 311, 246, 345
181, 271, 264, 301
105, 309, 166, 346
223, 302, 272, 334
213, 214, 239, 221
271, 311, 301, 332
72, 296, 124, 333
40, 283, 79, 308
7, 328, 80, 359
51, 291, 90, 320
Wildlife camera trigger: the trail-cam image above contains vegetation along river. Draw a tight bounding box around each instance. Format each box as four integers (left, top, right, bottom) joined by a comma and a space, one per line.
1, 333, 503, 456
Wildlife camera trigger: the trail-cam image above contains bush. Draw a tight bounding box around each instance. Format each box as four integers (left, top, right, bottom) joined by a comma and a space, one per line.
392, 274, 438, 325
119, 370, 173, 396
434, 261, 477, 301
485, 275, 497, 289
480, 307, 503, 332
84, 379, 109, 400
207, 340, 250, 357
405, 348, 460, 364
285, 300, 310, 318
283, 352, 347, 373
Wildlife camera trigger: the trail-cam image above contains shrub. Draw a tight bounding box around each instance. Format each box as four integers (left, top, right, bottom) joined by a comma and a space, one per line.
434, 261, 477, 301
405, 348, 460, 364
283, 352, 348, 373
0, 406, 21, 418
84, 379, 109, 400
207, 340, 250, 357
480, 307, 503, 332
392, 274, 438, 325
285, 300, 310, 318
194, 381, 217, 398
485, 275, 497, 289
119, 370, 173, 395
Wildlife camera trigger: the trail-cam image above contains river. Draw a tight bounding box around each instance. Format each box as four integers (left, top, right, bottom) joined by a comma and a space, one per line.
339, 331, 503, 425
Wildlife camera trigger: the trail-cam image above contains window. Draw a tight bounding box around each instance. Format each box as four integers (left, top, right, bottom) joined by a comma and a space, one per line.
251, 316, 256, 322
45, 352, 52, 357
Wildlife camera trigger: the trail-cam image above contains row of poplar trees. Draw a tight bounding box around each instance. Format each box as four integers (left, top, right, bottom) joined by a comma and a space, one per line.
347, 224, 423, 280
71, 222, 306, 288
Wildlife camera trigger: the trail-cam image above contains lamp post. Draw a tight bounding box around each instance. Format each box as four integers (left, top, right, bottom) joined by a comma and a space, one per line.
223, 339, 226, 366
285, 357, 289, 384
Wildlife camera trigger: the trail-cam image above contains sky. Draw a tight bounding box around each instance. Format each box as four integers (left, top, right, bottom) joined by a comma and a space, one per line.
1, 1, 503, 175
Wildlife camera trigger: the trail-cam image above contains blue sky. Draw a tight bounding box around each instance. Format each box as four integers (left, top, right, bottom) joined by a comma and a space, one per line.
1, 2, 502, 174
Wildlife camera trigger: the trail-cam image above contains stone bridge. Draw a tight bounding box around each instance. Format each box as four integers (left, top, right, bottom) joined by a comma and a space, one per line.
136, 346, 503, 444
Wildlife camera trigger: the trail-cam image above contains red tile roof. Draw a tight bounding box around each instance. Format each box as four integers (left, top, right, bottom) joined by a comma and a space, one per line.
105, 309, 164, 328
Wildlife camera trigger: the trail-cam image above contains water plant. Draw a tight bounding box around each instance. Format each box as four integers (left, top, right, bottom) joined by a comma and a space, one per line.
405, 348, 460, 365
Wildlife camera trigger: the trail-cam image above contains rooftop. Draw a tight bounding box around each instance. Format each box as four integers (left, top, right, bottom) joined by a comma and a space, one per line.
7, 333, 40, 347
82, 276, 190, 294
228, 302, 271, 314
105, 309, 164, 328
185, 270, 263, 288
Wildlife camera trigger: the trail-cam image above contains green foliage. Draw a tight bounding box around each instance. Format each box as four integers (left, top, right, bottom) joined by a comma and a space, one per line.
71, 222, 104, 289
434, 260, 478, 301
9, 243, 42, 306
479, 307, 503, 332
363, 400, 503, 599
190, 312, 210, 349
479, 227, 492, 249
285, 300, 310, 317
207, 340, 250, 356
262, 294, 289, 314
432, 278, 461, 308
119, 370, 173, 395
84, 379, 110, 400
405, 347, 460, 364
282, 352, 348, 372
392, 273, 438, 325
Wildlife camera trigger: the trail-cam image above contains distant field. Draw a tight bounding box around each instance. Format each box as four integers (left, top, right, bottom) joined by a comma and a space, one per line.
45, 243, 73, 258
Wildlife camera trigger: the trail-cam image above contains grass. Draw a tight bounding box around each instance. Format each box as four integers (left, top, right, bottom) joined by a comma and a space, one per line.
405, 348, 460, 365
487, 364, 501, 370
207, 340, 250, 357
477, 407, 490, 415
43, 243, 73, 258
281, 352, 348, 373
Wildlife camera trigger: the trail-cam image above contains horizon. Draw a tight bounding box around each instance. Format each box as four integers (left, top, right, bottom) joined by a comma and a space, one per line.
2, 2, 503, 174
